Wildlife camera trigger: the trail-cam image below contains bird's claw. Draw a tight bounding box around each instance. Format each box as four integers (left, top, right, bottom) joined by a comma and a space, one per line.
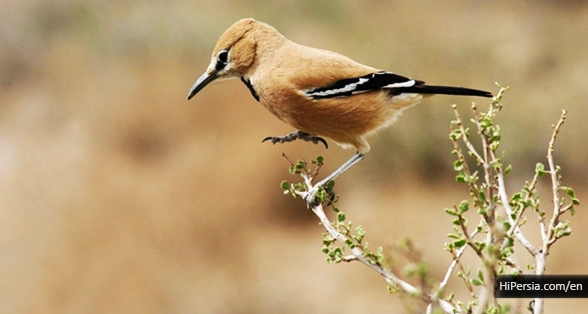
262, 131, 328, 149
305, 135, 329, 149
261, 135, 292, 145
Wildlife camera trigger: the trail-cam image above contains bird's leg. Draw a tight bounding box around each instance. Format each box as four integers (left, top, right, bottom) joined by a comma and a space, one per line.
305, 152, 366, 205
262, 130, 328, 149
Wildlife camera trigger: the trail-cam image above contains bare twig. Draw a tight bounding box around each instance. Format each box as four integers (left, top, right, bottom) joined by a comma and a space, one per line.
533, 109, 568, 314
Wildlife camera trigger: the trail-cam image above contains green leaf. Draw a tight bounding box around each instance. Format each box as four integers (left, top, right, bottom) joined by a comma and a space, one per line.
456, 172, 466, 183
445, 208, 459, 216
468, 171, 479, 183
316, 189, 329, 202
554, 221, 572, 238
325, 180, 335, 191
313, 155, 324, 165
510, 192, 522, 205
535, 163, 546, 177
454, 160, 464, 172
501, 247, 514, 258
471, 278, 483, 286
459, 200, 470, 214
280, 180, 290, 191
337, 212, 346, 223
323, 234, 334, 245
293, 183, 305, 191
477, 269, 485, 282
566, 187, 580, 205
376, 247, 384, 263
354, 225, 366, 243
566, 187, 576, 198
478, 191, 487, 203
344, 239, 355, 249
453, 238, 467, 248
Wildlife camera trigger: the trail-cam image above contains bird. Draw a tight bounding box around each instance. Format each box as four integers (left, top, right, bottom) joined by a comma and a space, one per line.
187, 18, 493, 204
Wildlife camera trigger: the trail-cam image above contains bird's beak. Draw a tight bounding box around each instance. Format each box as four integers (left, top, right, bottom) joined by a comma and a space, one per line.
187, 70, 218, 100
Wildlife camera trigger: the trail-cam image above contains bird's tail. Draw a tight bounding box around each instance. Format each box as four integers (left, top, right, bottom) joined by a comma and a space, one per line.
401, 84, 493, 98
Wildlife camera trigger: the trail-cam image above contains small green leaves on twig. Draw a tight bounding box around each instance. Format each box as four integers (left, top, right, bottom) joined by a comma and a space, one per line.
444, 85, 578, 313
280, 154, 330, 199
322, 201, 384, 265
535, 163, 547, 177
279, 154, 452, 311
280, 154, 385, 266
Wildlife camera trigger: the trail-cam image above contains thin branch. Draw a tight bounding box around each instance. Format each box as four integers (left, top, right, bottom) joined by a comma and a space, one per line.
458, 215, 484, 260
437, 227, 480, 296
494, 158, 538, 256
451, 104, 485, 164
544, 109, 568, 250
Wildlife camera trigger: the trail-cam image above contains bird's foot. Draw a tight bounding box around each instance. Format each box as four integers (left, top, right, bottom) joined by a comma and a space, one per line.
262, 130, 328, 149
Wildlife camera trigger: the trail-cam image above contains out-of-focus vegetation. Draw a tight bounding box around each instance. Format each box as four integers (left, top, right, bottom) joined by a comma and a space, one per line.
1, 1, 587, 313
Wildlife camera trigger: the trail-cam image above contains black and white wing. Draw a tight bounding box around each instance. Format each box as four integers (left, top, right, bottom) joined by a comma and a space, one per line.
304, 71, 492, 99
304, 71, 421, 100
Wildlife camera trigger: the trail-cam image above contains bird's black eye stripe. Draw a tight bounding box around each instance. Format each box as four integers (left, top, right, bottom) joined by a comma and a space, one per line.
215, 49, 229, 70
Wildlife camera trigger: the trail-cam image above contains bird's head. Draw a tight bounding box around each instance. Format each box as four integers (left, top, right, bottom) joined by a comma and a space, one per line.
187, 18, 263, 100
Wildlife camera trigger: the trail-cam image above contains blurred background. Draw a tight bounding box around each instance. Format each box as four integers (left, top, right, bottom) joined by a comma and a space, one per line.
1, 0, 587, 313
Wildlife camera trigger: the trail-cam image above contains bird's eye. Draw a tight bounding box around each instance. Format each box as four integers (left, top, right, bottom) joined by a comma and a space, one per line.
218, 50, 229, 63
215, 50, 229, 71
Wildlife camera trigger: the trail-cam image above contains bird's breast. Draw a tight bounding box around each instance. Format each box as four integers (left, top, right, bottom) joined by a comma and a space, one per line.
255, 84, 423, 148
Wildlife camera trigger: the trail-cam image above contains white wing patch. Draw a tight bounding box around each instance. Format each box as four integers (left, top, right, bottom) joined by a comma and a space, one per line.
382, 80, 417, 88
307, 77, 370, 98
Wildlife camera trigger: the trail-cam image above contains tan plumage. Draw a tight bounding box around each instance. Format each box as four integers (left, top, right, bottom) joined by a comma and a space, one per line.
188, 18, 492, 203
